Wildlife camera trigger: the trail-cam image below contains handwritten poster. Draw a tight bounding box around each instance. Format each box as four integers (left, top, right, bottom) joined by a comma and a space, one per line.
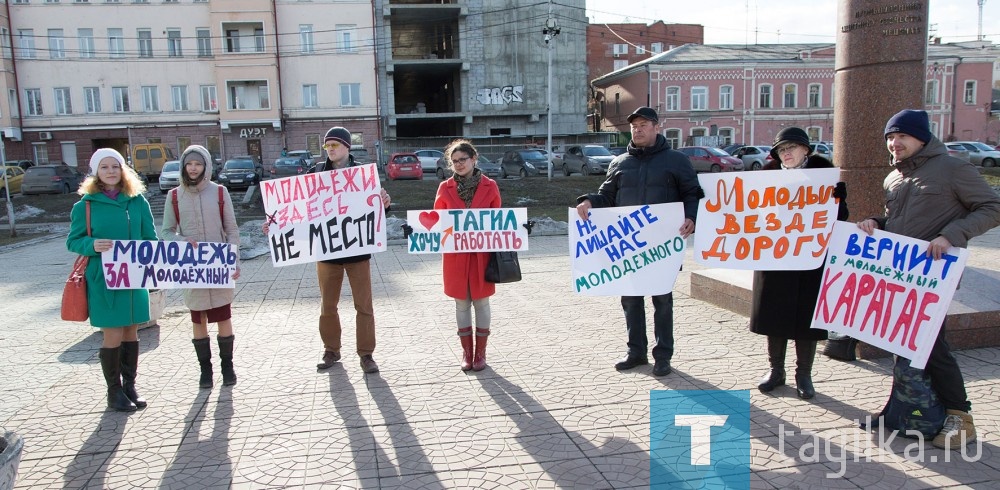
102, 240, 237, 290
570, 203, 687, 296
694, 169, 841, 270
811, 222, 968, 369
406, 208, 530, 253
261, 163, 387, 267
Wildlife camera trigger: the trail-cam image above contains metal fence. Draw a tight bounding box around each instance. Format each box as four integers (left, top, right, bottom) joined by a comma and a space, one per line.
379, 132, 620, 163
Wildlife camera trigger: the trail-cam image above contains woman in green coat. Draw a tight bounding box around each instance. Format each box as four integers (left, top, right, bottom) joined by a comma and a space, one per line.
66, 148, 158, 412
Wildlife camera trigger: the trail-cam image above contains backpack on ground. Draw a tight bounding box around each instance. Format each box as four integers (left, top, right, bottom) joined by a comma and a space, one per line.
866, 356, 946, 439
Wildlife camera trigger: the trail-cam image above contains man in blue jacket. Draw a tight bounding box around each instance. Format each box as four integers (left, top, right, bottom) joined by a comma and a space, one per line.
576, 107, 703, 376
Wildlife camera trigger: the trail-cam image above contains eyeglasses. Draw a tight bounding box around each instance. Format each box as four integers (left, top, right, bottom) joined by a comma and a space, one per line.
452, 156, 473, 165
323, 142, 342, 150
776, 144, 801, 154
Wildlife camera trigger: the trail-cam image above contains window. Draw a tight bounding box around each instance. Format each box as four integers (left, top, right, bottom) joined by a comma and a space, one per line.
929, 120, 938, 138
171, 85, 188, 111
1, 28, 9, 59
651, 42, 663, 54
613, 59, 627, 71
614, 92, 620, 115
112, 86, 130, 112
340, 83, 360, 106
719, 85, 733, 110
254, 28, 264, 52
300, 25, 313, 54
807, 127, 822, 142
783, 83, 797, 108
612, 43, 628, 56
141, 86, 159, 111
197, 29, 212, 57
138, 29, 152, 58
78, 29, 95, 58
17, 30, 35, 59
9, 89, 20, 118
664, 129, 681, 149
691, 86, 707, 111
665, 86, 680, 111
303, 84, 318, 108
54, 87, 72, 114
25, 89, 42, 116
925, 80, 939, 104
718, 128, 734, 146
808, 84, 822, 108
167, 29, 182, 57
84, 87, 101, 113
636, 44, 645, 55
335, 25, 354, 53
758, 84, 772, 108
48, 29, 66, 59
225, 30, 239, 53
226, 81, 269, 110
200, 85, 218, 111
964, 80, 976, 104
108, 28, 124, 58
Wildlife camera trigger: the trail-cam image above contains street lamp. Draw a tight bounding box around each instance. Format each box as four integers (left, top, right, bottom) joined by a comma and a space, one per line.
543, 12, 560, 181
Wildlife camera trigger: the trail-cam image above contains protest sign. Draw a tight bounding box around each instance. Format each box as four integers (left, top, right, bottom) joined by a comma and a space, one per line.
811, 222, 968, 369
261, 163, 387, 267
405, 208, 529, 253
102, 240, 238, 290
694, 169, 840, 270
570, 203, 686, 296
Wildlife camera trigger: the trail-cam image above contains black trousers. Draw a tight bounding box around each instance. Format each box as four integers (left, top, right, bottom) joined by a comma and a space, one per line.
622, 293, 674, 362
925, 326, 971, 412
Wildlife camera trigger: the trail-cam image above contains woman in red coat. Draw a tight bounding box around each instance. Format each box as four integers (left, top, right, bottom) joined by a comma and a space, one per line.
434, 139, 502, 371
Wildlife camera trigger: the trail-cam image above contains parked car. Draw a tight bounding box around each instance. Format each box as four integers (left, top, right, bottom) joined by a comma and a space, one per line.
21, 164, 83, 195
217, 156, 263, 190
349, 147, 372, 167
130, 143, 175, 178
436, 154, 499, 179
0, 166, 25, 197
385, 153, 423, 180
414, 149, 445, 174
271, 156, 311, 178
157, 160, 182, 194
810, 142, 834, 161
721, 143, 746, 155
3, 160, 34, 170
608, 146, 627, 156
286, 150, 320, 166
945, 143, 971, 162
677, 146, 744, 173
950, 141, 999, 167
561, 145, 615, 175
731, 145, 771, 171
498, 149, 545, 178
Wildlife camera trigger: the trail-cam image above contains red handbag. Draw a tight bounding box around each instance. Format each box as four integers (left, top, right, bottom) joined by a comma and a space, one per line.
61, 202, 91, 322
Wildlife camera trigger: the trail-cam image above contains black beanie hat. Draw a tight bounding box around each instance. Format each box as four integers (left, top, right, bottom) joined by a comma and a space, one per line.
769, 127, 812, 161
324, 126, 352, 147
884, 109, 932, 144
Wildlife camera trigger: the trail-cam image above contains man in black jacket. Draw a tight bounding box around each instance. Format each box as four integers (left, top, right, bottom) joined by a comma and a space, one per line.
576, 107, 702, 376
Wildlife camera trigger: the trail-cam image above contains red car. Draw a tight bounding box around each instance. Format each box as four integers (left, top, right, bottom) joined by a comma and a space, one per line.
386, 153, 424, 180
677, 146, 744, 172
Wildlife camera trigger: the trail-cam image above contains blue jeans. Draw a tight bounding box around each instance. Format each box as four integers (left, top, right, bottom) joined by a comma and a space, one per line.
621, 293, 674, 362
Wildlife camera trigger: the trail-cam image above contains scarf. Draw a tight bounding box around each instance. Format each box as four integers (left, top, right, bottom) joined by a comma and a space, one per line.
454, 168, 482, 207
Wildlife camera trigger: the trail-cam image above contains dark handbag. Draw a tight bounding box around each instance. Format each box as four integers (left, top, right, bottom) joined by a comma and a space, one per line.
485, 251, 522, 283
823, 333, 859, 362
61, 201, 91, 322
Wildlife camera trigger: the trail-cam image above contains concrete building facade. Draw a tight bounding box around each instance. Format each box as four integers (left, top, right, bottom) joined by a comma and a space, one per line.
592, 41, 1000, 151
1, 0, 379, 172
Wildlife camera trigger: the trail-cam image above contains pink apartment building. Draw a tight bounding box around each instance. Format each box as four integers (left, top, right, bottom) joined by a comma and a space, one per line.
592, 41, 1000, 150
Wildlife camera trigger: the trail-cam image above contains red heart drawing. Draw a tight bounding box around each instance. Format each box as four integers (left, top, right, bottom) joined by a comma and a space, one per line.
419, 211, 440, 230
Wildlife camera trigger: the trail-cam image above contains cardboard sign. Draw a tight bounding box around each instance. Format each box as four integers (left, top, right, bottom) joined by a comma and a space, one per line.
570, 203, 687, 296
811, 222, 968, 369
406, 208, 530, 253
261, 163, 387, 267
102, 240, 237, 290
694, 169, 841, 270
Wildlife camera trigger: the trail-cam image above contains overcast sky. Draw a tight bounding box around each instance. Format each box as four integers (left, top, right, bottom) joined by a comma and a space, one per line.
584, 0, 1000, 45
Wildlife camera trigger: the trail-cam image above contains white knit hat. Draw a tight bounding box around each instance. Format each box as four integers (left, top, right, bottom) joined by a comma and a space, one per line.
89, 148, 126, 175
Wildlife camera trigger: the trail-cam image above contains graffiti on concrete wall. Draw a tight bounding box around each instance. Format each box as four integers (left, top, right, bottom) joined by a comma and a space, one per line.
477, 85, 524, 105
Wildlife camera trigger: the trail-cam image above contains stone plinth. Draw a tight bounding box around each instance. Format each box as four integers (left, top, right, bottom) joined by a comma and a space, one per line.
690, 266, 1000, 359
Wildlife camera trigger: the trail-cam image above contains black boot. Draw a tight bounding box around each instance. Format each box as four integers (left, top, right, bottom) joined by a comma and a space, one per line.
99, 347, 137, 412
758, 337, 787, 393
192, 338, 213, 389
217, 335, 237, 386
795, 340, 818, 399
119, 341, 147, 408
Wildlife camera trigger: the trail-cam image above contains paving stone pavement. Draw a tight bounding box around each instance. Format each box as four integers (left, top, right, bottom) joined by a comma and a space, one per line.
2, 229, 999, 489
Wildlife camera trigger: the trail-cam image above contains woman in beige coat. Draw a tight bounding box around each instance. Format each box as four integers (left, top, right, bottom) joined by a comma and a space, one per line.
161, 145, 241, 388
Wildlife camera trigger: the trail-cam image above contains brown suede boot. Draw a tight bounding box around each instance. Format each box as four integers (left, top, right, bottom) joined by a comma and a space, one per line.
472, 327, 489, 372
932, 409, 977, 449
458, 327, 474, 371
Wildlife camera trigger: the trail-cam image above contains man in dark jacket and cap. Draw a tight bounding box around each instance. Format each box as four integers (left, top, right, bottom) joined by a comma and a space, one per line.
858, 109, 1000, 449
576, 107, 703, 376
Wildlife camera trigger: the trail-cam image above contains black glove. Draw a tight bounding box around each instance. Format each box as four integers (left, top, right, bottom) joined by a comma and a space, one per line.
523, 220, 535, 235
833, 182, 847, 200
402, 223, 413, 238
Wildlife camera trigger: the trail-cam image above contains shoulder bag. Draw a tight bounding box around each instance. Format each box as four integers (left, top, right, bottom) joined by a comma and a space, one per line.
61, 201, 91, 322
485, 251, 522, 283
